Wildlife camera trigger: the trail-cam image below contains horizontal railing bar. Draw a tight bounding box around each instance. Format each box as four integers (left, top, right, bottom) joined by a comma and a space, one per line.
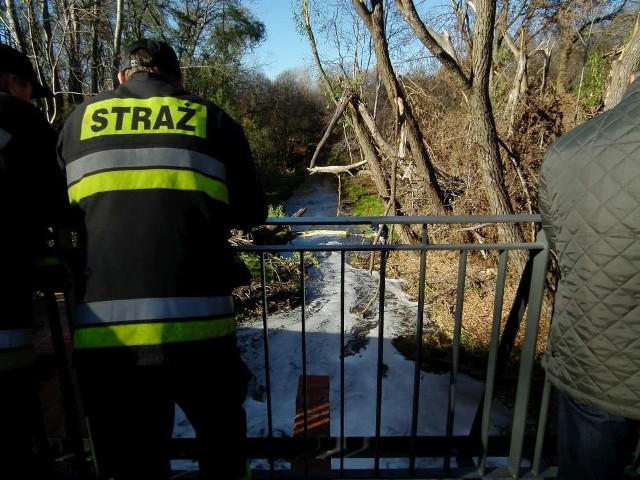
264, 214, 541, 226
171, 435, 552, 459
172, 467, 557, 480
237, 242, 546, 253
247, 468, 556, 480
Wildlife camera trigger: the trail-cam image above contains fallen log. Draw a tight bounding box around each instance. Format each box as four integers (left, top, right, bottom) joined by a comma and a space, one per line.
307, 160, 367, 176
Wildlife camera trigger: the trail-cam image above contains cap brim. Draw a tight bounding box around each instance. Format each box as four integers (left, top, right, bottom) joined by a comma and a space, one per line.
32, 83, 54, 99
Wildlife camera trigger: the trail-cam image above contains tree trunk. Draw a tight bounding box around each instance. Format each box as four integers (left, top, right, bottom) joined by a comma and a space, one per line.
348, 103, 417, 243
352, 0, 447, 214
63, 0, 84, 104
502, 29, 528, 136
604, 17, 640, 110
4, 0, 27, 52
397, 0, 525, 251
41, 0, 62, 120
301, 0, 427, 243
90, 1, 100, 94
470, 0, 526, 268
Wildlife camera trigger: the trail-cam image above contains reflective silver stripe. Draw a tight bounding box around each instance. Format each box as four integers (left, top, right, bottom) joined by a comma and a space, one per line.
75, 296, 235, 326
65, 148, 226, 185
0, 329, 33, 349
0, 128, 11, 149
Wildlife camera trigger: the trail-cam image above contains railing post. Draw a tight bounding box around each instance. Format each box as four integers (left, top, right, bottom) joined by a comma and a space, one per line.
450, 250, 470, 471
410, 224, 429, 474
38, 262, 91, 479
478, 250, 509, 474
531, 377, 553, 476
259, 253, 275, 478
373, 246, 387, 475
508, 230, 549, 477
469, 249, 536, 440
339, 250, 346, 475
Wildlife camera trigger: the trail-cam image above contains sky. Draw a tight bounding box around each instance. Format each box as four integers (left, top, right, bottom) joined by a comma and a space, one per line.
246, 0, 313, 79
171, 175, 514, 473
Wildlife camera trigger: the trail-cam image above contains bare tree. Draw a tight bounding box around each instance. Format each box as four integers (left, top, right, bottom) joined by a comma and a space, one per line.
301, 0, 419, 243
553, 0, 629, 95
112, 0, 124, 88
3, 0, 27, 52
604, 14, 640, 109
351, 0, 448, 215
395, 0, 527, 259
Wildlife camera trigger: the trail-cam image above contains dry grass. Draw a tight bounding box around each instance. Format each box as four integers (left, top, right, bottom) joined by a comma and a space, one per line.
364, 247, 552, 383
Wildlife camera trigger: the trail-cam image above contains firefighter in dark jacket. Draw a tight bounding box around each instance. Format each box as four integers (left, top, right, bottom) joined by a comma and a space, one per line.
57, 39, 267, 480
0, 44, 66, 478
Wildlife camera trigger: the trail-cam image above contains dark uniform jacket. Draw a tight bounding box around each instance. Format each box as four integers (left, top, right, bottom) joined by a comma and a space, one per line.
0, 92, 66, 369
539, 78, 640, 420
57, 73, 266, 364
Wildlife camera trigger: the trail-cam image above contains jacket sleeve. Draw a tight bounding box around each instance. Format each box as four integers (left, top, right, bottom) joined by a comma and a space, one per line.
6, 101, 71, 254
538, 157, 557, 251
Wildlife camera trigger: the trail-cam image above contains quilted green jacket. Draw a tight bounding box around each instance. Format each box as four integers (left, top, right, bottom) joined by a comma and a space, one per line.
539, 79, 640, 420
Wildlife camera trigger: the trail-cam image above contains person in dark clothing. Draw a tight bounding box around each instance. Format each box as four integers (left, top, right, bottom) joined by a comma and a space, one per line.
57, 38, 267, 480
0, 43, 67, 479
539, 72, 640, 480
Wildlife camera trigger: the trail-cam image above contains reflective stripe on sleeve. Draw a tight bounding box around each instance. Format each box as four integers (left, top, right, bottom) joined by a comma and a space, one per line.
74, 296, 235, 326
73, 316, 237, 349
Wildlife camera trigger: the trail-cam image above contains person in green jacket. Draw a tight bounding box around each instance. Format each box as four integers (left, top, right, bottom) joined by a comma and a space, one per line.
539, 72, 640, 480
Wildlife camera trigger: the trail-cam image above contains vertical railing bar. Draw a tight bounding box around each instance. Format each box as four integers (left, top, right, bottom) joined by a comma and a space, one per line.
508, 233, 549, 477
340, 250, 346, 476
479, 249, 509, 474
374, 248, 387, 476
43, 286, 89, 478
445, 250, 468, 473
531, 378, 552, 475
299, 251, 309, 478
410, 225, 429, 475
259, 253, 275, 477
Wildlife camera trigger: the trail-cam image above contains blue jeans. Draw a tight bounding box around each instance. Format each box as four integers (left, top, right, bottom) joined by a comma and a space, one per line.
556, 389, 639, 480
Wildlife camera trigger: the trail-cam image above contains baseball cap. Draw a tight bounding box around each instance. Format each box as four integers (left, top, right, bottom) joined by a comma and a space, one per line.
120, 39, 181, 79
0, 44, 53, 99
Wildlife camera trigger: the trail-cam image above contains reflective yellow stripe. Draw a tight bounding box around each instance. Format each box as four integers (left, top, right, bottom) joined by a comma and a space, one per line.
0, 348, 36, 370
80, 97, 207, 140
73, 316, 236, 349
67, 168, 229, 205
32, 256, 61, 267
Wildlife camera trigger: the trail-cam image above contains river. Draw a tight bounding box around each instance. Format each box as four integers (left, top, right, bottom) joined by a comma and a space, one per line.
172, 173, 513, 471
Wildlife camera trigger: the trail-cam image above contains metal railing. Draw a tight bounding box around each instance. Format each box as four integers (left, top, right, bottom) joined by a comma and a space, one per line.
40, 215, 558, 479
175, 214, 555, 479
